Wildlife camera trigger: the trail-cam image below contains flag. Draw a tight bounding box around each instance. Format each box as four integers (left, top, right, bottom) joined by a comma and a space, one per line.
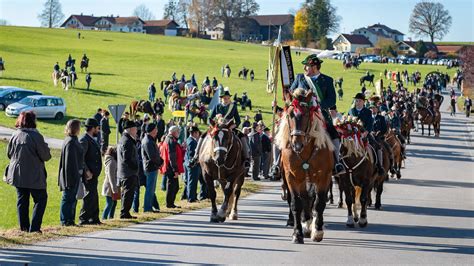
208, 85, 222, 111
280, 45, 294, 90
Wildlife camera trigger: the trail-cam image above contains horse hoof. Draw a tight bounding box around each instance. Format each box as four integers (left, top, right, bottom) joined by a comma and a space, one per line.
375, 205, 382, 210
346, 223, 355, 228
354, 217, 359, 223
217, 215, 226, 223
330, 199, 334, 204
292, 235, 304, 244
358, 218, 368, 228
311, 230, 324, 242
229, 213, 238, 220
338, 202, 343, 208
286, 220, 294, 227
210, 216, 220, 223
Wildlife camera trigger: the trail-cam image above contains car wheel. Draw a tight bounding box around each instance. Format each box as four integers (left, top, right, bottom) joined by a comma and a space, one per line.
55, 112, 64, 120
0, 104, 5, 111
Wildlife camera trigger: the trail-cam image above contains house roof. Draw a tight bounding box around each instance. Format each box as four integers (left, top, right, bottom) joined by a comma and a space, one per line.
368, 23, 404, 35
114, 16, 145, 25
249, 15, 294, 26
144, 19, 179, 27
436, 45, 464, 54
61, 15, 100, 27
339, 34, 372, 45
399, 41, 438, 51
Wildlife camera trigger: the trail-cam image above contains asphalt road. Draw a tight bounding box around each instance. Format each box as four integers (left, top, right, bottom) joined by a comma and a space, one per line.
0, 96, 473, 265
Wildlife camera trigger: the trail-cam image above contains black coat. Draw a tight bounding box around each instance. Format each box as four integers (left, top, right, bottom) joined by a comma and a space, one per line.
117, 132, 139, 179
93, 113, 102, 124
249, 131, 262, 157
261, 133, 272, 153
141, 134, 163, 172
156, 119, 166, 141
58, 136, 84, 191
79, 133, 102, 178
100, 117, 111, 135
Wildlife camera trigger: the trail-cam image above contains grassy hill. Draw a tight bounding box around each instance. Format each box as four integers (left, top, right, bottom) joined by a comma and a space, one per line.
0, 26, 457, 140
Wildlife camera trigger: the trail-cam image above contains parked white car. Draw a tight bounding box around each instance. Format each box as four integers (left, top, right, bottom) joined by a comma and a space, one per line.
6, 95, 66, 120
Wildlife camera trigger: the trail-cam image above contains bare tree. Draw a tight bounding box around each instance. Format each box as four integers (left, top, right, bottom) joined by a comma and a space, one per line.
163, 0, 177, 20
211, 0, 259, 40
409, 1, 452, 43
133, 4, 156, 21
38, 0, 65, 28
177, 0, 190, 28
188, 0, 215, 36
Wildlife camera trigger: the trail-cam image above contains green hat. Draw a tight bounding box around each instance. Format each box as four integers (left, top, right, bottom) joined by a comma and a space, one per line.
219, 89, 231, 98
369, 103, 378, 109
301, 54, 323, 66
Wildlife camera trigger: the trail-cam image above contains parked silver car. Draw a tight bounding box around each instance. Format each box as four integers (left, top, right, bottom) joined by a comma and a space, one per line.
6, 95, 66, 120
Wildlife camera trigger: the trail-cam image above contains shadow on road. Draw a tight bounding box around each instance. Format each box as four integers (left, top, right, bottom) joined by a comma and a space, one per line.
381, 204, 474, 218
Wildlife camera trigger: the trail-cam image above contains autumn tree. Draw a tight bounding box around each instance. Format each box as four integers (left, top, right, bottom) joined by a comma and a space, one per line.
409, 1, 452, 42
38, 0, 65, 28
376, 38, 398, 57
293, 8, 309, 47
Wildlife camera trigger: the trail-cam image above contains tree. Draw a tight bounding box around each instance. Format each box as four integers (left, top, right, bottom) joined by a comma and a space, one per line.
176, 0, 190, 28
133, 4, 156, 21
409, 1, 452, 42
376, 38, 397, 57
37, 0, 65, 28
163, 0, 177, 20
293, 8, 309, 47
211, 0, 259, 40
188, 0, 215, 36
306, 0, 340, 41
414, 40, 428, 58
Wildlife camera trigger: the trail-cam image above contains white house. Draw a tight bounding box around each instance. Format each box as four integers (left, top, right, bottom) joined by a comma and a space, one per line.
206, 22, 225, 40
60, 14, 98, 30
61, 15, 145, 33
332, 34, 372, 53
352, 23, 404, 45
397, 40, 438, 55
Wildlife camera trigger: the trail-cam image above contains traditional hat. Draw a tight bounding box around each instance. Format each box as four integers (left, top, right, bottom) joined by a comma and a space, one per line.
145, 123, 156, 133
301, 54, 323, 66
123, 120, 137, 130
84, 118, 99, 128
219, 88, 231, 98
189, 126, 200, 133
354, 93, 366, 101
369, 103, 378, 109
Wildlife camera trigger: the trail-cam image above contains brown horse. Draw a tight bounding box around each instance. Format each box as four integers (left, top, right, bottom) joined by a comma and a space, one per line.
368, 140, 391, 210
385, 130, 403, 179
129, 100, 155, 117
276, 89, 334, 244
198, 119, 246, 223
339, 133, 376, 228
401, 111, 413, 144
416, 106, 441, 136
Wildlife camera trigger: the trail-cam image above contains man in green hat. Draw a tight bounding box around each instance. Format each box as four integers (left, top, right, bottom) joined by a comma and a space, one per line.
288, 54, 344, 175
370, 103, 395, 172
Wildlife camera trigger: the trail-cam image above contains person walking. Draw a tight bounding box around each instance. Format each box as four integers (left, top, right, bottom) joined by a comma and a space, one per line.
58, 119, 84, 226
249, 123, 262, 181
465, 96, 472, 117
93, 109, 103, 145
260, 127, 272, 179
85, 73, 92, 90
141, 123, 163, 212
184, 126, 201, 202
6, 111, 51, 233
148, 82, 156, 102
100, 111, 111, 155
450, 96, 457, 116
101, 146, 120, 220
117, 121, 139, 219
79, 118, 102, 225
160, 126, 185, 208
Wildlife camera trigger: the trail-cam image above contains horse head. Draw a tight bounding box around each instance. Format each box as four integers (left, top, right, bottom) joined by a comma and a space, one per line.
287, 89, 314, 153
209, 118, 235, 167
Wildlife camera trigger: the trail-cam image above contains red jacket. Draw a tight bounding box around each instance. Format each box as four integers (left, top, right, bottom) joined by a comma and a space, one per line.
159, 135, 185, 174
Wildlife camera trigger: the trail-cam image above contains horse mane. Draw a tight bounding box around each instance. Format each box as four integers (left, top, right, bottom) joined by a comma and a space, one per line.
275, 109, 334, 151
341, 137, 365, 158
199, 135, 213, 163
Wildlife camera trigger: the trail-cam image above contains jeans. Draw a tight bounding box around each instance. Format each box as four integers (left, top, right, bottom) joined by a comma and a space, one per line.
261, 152, 270, 178
251, 156, 261, 180
16, 187, 48, 232
144, 171, 158, 212
161, 174, 167, 191
186, 165, 200, 202
102, 196, 117, 220
132, 184, 140, 213
60, 180, 79, 225
149, 92, 155, 102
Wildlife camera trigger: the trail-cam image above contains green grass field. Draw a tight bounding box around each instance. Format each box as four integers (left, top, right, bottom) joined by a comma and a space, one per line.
0, 26, 458, 239
0, 26, 457, 140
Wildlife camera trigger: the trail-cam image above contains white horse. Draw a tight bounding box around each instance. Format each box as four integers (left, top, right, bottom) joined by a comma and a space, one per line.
52, 71, 61, 86
60, 74, 70, 91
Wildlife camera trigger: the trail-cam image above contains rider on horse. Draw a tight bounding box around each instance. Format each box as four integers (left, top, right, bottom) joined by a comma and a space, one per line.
82, 54, 88, 62
348, 93, 385, 176
53, 62, 60, 72
387, 106, 407, 158
189, 89, 250, 168
369, 102, 395, 172
287, 54, 345, 175
202, 76, 210, 87
212, 77, 218, 88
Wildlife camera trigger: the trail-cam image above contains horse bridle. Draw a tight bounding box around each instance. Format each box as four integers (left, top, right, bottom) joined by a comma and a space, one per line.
213, 128, 237, 170
287, 108, 312, 152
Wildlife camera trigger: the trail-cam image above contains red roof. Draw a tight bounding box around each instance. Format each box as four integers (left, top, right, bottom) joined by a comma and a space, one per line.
145, 20, 179, 27
249, 15, 294, 26
61, 15, 100, 27
401, 41, 438, 52
341, 34, 372, 45
436, 45, 464, 54
114, 16, 144, 25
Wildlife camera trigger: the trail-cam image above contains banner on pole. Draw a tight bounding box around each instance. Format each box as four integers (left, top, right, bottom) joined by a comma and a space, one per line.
172, 110, 186, 117
280, 45, 294, 90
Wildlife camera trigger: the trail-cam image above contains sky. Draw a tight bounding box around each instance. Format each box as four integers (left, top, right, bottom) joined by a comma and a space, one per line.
0, 0, 473, 42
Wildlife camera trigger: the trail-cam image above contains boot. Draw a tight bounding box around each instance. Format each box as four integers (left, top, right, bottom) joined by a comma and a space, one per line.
377, 149, 385, 176
332, 139, 346, 176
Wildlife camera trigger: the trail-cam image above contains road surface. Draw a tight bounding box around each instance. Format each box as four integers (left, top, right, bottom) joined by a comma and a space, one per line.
0, 126, 63, 149
0, 97, 473, 265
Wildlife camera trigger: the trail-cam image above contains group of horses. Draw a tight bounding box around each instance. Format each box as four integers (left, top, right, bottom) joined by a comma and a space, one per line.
51, 57, 89, 90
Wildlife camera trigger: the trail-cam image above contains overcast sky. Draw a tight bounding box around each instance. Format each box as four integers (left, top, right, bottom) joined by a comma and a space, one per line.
0, 0, 472, 41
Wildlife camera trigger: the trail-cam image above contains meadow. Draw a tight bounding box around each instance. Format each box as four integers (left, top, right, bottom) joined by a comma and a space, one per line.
0, 26, 457, 245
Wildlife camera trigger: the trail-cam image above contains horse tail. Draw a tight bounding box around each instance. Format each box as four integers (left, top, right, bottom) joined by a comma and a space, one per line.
355, 186, 362, 206
160, 80, 164, 90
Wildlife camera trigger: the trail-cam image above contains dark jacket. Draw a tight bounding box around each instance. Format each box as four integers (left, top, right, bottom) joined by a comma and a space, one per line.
372, 114, 388, 137
118, 118, 127, 135
209, 102, 241, 127
117, 132, 139, 179
100, 117, 111, 135
58, 136, 84, 191
156, 119, 166, 141
6, 129, 51, 189
348, 107, 374, 132
289, 73, 336, 110
184, 136, 198, 167
79, 133, 102, 178
261, 133, 272, 153
93, 113, 102, 125
249, 131, 262, 157
141, 134, 163, 172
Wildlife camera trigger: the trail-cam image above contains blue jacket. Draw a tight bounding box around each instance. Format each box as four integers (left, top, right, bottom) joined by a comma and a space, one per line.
348, 107, 373, 132
372, 114, 388, 135
184, 136, 198, 167
289, 73, 336, 110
